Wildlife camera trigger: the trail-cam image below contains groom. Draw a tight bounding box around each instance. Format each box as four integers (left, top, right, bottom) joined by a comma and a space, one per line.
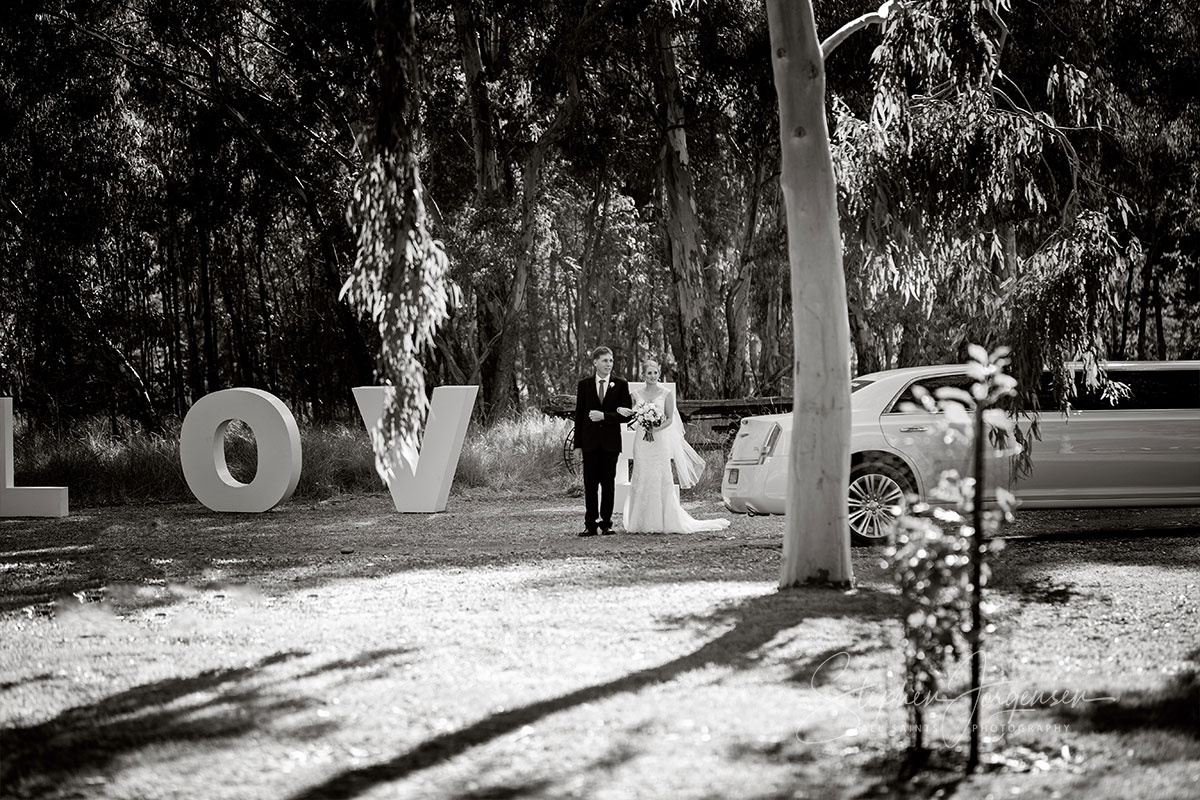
574, 346, 633, 536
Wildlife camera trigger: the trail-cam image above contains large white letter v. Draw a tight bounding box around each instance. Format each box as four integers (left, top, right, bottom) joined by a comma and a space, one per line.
353, 385, 478, 513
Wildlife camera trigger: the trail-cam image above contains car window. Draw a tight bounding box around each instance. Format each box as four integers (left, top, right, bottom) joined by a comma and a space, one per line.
1073, 368, 1200, 411
1033, 371, 1062, 412
851, 378, 874, 393
886, 373, 975, 414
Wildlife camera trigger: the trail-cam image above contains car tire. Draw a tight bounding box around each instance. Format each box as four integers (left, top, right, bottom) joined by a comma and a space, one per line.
848, 460, 913, 546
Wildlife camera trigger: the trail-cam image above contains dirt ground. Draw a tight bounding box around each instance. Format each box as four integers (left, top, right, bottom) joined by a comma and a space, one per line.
1, 496, 1198, 799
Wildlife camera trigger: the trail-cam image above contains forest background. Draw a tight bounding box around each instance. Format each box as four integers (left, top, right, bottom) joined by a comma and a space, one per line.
2, 0, 1197, 435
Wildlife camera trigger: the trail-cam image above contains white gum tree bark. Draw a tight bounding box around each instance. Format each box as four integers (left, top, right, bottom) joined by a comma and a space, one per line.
765, 0, 853, 588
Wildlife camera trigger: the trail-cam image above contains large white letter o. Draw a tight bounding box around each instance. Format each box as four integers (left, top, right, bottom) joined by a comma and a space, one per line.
180, 389, 302, 512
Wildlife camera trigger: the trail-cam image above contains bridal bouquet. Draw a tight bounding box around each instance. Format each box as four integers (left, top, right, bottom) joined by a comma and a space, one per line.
629, 401, 665, 441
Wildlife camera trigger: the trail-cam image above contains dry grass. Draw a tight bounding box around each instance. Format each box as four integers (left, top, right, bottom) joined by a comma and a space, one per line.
10, 413, 594, 506
0, 501, 1198, 799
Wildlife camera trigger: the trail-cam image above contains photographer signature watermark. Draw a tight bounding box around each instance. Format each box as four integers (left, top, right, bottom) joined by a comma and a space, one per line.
795, 651, 1116, 746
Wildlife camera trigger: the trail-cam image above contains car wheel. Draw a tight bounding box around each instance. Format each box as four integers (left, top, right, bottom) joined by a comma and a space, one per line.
848, 461, 912, 546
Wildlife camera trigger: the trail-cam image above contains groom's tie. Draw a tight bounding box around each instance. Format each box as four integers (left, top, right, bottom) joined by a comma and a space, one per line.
598, 378, 606, 403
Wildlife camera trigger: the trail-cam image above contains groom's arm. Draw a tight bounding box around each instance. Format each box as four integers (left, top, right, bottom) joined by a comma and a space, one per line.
613, 381, 635, 419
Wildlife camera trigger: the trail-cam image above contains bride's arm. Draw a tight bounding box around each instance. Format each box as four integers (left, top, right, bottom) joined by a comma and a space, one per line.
664, 391, 676, 425
618, 389, 639, 419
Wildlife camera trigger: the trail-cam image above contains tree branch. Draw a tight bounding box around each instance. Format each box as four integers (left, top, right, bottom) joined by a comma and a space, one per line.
984, 2, 1010, 92
821, 0, 895, 59
991, 86, 1080, 224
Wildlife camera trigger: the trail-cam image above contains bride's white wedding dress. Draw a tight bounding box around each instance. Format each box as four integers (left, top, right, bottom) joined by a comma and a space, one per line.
623, 389, 731, 533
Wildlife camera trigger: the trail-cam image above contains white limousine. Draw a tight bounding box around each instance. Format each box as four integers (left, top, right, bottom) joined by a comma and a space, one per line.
721, 361, 1200, 545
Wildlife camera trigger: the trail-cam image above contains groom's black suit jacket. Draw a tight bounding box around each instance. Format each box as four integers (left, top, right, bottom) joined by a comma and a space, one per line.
574, 375, 633, 453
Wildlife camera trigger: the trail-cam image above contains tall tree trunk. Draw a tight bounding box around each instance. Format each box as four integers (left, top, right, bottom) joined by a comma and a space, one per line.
1152, 269, 1166, 359
485, 63, 581, 418
724, 144, 768, 397
766, 0, 853, 588
164, 207, 185, 416
1136, 253, 1153, 359
252, 220, 278, 391
523, 251, 548, 404
221, 229, 256, 387
1118, 256, 1136, 358
453, 0, 502, 206
898, 316, 922, 367
453, 0, 509, 416
848, 297, 881, 375
197, 234, 219, 397
757, 255, 787, 395
304, 197, 375, 403
657, 21, 721, 399
577, 172, 609, 367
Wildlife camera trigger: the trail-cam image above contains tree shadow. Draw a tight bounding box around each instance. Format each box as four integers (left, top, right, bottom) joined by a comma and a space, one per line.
852, 747, 969, 800
441, 742, 639, 800
286, 587, 895, 800
0, 647, 412, 797
785, 641, 891, 689
994, 506, 1200, 571
989, 528, 1200, 591
1038, 669, 1200, 740
0, 672, 55, 692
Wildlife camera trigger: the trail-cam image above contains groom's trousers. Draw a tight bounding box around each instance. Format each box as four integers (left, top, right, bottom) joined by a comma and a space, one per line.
582, 449, 621, 529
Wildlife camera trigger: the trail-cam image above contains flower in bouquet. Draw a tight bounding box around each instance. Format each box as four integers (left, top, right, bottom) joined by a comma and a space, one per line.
629, 401, 665, 441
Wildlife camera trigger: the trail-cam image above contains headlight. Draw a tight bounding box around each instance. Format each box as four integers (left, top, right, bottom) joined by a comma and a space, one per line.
726, 468, 739, 485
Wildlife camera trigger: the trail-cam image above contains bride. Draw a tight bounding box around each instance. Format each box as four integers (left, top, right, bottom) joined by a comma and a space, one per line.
623, 359, 731, 533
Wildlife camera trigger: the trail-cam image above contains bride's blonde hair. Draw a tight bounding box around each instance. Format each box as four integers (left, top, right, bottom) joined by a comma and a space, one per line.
641, 358, 661, 374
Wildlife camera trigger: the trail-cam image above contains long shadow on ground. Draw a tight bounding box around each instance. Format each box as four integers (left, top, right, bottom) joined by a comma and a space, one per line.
0, 648, 412, 797
285, 586, 895, 800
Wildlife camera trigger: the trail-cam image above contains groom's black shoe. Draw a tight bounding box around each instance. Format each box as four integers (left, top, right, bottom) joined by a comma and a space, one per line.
578, 528, 598, 537
600, 526, 615, 535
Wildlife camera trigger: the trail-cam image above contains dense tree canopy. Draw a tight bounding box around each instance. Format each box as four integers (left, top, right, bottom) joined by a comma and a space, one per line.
1, 0, 1196, 432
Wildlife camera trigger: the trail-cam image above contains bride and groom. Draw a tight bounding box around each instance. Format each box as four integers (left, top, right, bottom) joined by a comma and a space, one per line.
573, 346, 730, 536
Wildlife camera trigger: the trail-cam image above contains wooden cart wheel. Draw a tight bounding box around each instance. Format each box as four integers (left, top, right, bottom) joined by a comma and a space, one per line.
563, 429, 583, 476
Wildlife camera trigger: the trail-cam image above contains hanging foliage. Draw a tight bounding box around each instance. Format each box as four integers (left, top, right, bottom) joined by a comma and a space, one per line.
341, 0, 453, 475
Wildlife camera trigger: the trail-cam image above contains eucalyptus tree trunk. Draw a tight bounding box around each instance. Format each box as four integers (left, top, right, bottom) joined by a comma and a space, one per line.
724, 145, 768, 397
848, 298, 882, 375
576, 175, 609, 366
452, 0, 513, 417
484, 66, 581, 416
452, 0, 501, 206
765, 0, 853, 588
454, 2, 592, 418
657, 21, 721, 399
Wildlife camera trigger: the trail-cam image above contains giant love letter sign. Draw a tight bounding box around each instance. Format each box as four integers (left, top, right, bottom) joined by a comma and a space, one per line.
0, 398, 68, 517
4, 385, 478, 517
180, 388, 303, 512
353, 385, 478, 513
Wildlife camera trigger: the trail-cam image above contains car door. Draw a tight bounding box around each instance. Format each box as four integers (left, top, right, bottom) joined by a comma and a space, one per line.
1015, 366, 1200, 505
878, 372, 1012, 500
